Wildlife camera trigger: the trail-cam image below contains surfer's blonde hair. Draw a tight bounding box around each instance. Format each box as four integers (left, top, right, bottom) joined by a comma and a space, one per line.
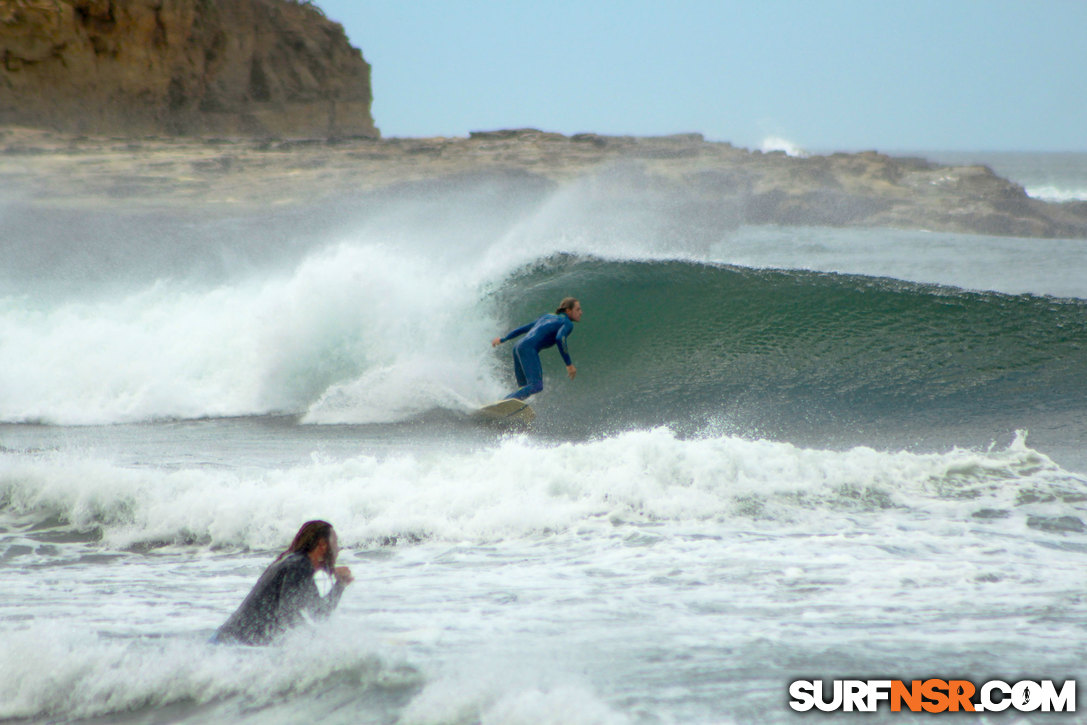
556, 297, 579, 315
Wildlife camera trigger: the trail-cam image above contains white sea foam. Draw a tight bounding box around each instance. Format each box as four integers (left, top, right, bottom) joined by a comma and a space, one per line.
0, 615, 624, 724
0, 621, 412, 722
759, 136, 808, 157
0, 242, 505, 425
1025, 183, 1087, 202
1, 429, 1078, 551
403, 675, 630, 725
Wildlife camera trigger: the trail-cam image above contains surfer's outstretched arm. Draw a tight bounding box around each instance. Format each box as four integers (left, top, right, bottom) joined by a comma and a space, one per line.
492, 320, 535, 347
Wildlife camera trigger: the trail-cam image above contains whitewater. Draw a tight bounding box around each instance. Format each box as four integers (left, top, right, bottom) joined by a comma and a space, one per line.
2, 153, 1087, 724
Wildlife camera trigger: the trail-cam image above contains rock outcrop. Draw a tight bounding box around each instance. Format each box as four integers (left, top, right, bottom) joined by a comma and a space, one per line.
3, 127, 1086, 240
0, 0, 378, 137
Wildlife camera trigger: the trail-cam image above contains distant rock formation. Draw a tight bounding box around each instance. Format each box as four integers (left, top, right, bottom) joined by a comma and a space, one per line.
4, 127, 1086, 240
0, 0, 378, 137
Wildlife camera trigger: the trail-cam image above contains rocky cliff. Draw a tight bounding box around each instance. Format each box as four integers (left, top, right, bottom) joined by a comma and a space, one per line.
0, 0, 378, 137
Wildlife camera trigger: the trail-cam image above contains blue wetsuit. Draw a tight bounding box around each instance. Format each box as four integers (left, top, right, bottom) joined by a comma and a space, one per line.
498, 313, 574, 400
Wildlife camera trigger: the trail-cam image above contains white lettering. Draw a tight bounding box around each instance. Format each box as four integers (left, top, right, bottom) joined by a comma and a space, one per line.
792, 677, 1075, 713
788, 680, 815, 712
844, 680, 869, 712
981, 680, 1012, 712
866, 680, 892, 711
814, 679, 843, 712
1040, 680, 1076, 712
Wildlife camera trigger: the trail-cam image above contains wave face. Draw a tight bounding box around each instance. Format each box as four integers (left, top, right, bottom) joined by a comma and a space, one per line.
2, 251, 1086, 438
493, 257, 1087, 438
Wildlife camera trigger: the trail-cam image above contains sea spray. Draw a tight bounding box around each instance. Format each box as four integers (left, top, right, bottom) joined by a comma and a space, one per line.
0, 242, 502, 425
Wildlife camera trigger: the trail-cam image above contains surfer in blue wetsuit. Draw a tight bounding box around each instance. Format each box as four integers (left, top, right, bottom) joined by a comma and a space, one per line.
213, 520, 354, 646
491, 297, 582, 400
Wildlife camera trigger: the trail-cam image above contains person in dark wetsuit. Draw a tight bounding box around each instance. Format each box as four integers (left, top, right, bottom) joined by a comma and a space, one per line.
491, 297, 583, 400
213, 520, 354, 645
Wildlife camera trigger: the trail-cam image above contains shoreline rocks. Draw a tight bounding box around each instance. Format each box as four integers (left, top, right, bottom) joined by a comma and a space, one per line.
2, 126, 1085, 239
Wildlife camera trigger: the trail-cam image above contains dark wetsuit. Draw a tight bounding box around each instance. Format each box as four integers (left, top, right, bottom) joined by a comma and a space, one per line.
498, 312, 574, 400
213, 552, 345, 645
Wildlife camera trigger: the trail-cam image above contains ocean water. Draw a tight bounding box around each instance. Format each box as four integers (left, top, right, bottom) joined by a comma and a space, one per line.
921, 151, 1087, 204
2, 152, 1087, 724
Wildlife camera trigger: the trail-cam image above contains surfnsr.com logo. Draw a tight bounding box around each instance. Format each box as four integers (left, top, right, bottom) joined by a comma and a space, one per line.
789, 679, 1076, 713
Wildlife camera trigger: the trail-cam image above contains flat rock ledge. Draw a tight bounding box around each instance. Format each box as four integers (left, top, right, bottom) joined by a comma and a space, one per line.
3, 126, 1085, 239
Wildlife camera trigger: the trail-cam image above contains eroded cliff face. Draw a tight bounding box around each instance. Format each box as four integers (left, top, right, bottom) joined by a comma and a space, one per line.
0, 0, 378, 137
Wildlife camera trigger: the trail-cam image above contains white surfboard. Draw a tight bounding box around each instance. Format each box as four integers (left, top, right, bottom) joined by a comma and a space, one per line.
473, 399, 536, 424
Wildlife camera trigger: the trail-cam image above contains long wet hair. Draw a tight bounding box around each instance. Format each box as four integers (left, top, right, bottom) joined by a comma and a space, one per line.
277, 519, 336, 572
555, 297, 579, 315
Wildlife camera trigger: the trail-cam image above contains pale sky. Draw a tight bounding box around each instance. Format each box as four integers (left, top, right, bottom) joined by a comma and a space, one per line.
317, 0, 1087, 153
